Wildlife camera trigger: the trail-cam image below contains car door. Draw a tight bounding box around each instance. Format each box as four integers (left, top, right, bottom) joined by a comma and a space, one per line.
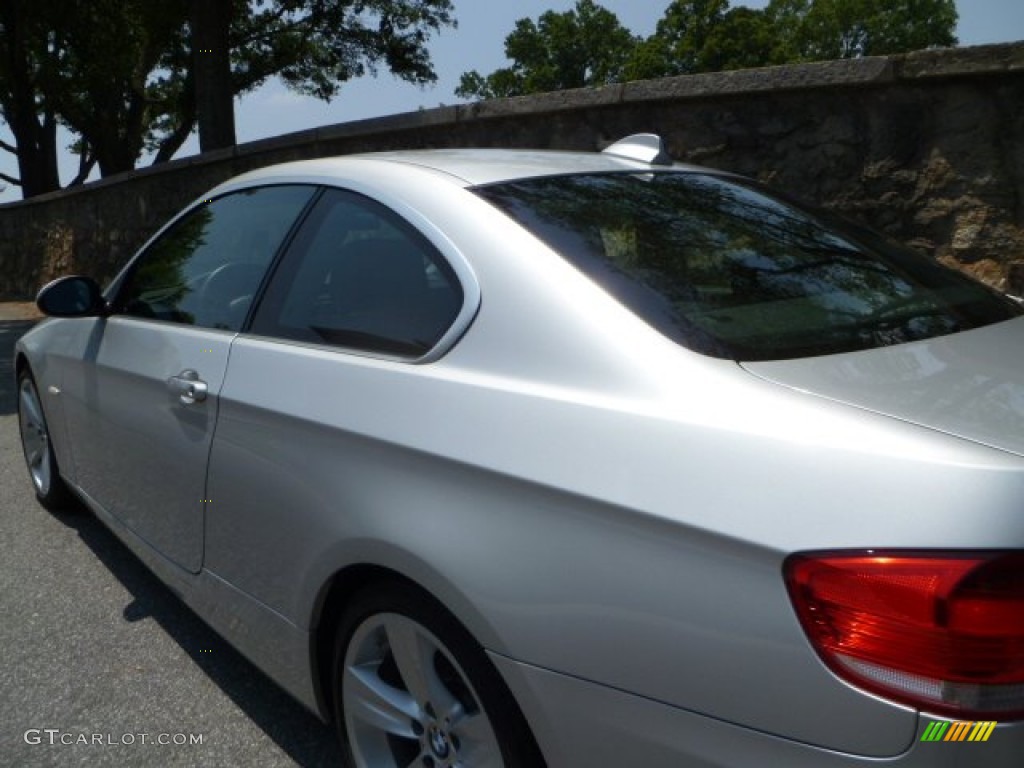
201, 187, 469, 614
59, 185, 317, 573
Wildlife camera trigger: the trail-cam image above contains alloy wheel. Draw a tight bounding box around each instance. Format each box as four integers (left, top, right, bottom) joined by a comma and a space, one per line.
18, 375, 52, 496
342, 612, 503, 768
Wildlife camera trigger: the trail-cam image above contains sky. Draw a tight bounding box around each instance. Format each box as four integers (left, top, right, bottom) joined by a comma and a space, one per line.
2, 0, 1023, 203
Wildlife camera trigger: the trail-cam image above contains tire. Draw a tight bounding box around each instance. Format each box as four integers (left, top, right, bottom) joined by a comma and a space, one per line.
17, 369, 74, 511
332, 580, 545, 768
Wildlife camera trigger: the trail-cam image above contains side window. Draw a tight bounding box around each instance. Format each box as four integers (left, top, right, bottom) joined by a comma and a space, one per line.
251, 188, 464, 358
117, 185, 316, 331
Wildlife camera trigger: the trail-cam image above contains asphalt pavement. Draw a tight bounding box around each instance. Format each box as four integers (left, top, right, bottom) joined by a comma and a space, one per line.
0, 317, 343, 767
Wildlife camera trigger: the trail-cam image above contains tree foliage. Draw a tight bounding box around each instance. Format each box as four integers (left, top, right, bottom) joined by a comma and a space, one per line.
702, 7, 784, 73
0, 0, 68, 197
799, 0, 959, 60
0, 0, 456, 197
460, 0, 959, 101
456, 0, 637, 100
55, 1, 188, 178
630, 0, 730, 78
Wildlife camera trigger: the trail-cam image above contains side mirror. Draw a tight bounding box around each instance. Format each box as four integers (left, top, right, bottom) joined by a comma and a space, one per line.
36, 275, 107, 318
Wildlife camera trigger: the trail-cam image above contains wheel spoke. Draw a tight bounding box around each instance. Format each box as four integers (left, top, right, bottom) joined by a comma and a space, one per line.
26, 446, 43, 466
19, 386, 43, 429
20, 421, 41, 452
453, 711, 502, 766
383, 615, 459, 716
37, 459, 51, 491
344, 661, 419, 738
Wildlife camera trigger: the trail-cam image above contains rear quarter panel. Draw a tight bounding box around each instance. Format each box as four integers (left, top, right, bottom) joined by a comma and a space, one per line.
203, 176, 1024, 758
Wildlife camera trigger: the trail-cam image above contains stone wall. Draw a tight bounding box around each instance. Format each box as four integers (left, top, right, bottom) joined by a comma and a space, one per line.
1, 42, 1022, 299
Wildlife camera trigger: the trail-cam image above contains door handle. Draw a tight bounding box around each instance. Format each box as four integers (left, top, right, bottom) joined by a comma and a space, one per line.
168, 369, 208, 405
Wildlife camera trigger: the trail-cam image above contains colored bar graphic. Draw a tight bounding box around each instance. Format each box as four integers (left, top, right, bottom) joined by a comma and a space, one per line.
968, 722, 997, 742
945, 721, 971, 741
920, 721, 997, 743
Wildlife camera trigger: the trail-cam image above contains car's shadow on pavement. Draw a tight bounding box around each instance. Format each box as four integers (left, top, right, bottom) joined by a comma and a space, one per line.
4, 315, 341, 765
4, 314, 340, 764
47, 501, 343, 766
0, 320, 37, 415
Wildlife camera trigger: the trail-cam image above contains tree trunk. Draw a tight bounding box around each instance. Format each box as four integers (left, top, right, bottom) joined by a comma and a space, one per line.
0, 4, 61, 197
8, 109, 60, 198
93, 134, 144, 179
191, 0, 235, 152
154, 70, 198, 165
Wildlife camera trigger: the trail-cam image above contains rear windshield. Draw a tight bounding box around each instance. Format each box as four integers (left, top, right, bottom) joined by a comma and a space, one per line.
474, 172, 1021, 361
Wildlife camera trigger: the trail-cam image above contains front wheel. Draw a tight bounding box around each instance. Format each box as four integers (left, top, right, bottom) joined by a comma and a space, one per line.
332, 580, 544, 768
17, 369, 73, 511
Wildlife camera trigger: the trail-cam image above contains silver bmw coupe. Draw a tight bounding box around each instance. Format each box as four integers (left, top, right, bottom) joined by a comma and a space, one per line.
16, 135, 1024, 766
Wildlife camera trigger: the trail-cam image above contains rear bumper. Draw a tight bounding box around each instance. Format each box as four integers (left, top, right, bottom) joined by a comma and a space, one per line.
489, 653, 1024, 767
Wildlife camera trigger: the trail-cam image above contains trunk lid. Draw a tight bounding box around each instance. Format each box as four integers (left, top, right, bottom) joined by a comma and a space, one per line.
741, 318, 1024, 458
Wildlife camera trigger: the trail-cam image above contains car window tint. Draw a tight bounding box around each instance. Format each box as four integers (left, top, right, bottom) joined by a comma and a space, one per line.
117, 186, 316, 331
475, 173, 1022, 361
250, 188, 463, 358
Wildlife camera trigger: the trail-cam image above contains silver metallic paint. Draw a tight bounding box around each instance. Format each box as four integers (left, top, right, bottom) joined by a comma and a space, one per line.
16, 149, 1024, 765
744, 316, 1024, 458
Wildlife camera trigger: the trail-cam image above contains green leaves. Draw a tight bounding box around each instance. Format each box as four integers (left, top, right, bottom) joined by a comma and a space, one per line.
769, 0, 958, 61
238, 0, 456, 100
456, 0, 637, 100
459, 0, 960, 100
0, 0, 457, 196
648, 0, 731, 76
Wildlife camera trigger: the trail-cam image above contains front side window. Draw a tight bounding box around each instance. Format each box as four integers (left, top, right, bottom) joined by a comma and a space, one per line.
251, 188, 463, 358
116, 185, 316, 331
475, 173, 1021, 361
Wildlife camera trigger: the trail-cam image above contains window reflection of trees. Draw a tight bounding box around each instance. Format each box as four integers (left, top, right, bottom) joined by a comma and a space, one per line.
478, 173, 1020, 360
119, 187, 315, 329
123, 207, 211, 324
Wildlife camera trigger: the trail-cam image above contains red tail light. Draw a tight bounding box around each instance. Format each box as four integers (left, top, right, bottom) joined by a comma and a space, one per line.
784, 551, 1024, 719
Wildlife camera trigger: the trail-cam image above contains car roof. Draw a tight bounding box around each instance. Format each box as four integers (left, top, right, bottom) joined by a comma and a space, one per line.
367, 148, 684, 186
223, 136, 710, 190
